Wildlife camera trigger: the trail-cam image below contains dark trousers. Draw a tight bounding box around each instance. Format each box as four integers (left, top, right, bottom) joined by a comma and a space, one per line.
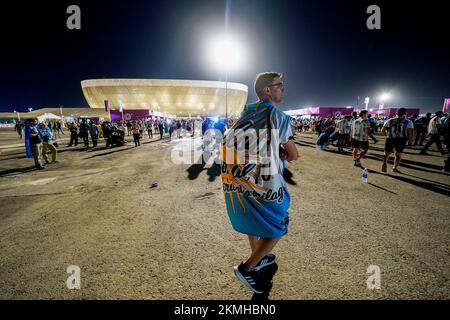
69, 133, 78, 146
148, 129, 153, 138
444, 150, 450, 172
414, 128, 426, 145
91, 134, 98, 147
443, 135, 450, 171
159, 129, 164, 139
133, 133, 140, 146
421, 134, 444, 154
82, 135, 89, 147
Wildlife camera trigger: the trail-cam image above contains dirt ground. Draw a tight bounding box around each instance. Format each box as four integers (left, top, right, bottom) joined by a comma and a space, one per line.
0, 127, 449, 299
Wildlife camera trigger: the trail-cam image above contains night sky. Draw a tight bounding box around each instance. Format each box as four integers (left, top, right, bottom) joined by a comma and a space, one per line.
0, 0, 449, 113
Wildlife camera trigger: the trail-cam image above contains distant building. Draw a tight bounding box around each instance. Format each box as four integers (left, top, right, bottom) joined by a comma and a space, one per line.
81, 79, 248, 118
285, 106, 421, 118
285, 106, 355, 118
372, 107, 420, 118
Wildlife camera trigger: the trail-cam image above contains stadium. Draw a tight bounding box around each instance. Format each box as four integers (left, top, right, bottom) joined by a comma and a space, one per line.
81, 79, 249, 118
0, 79, 249, 122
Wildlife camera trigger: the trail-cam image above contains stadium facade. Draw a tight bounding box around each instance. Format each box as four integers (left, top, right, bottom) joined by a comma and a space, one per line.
81, 79, 249, 118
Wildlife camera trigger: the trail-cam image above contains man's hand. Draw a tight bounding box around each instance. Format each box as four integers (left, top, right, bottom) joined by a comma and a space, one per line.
281, 139, 298, 162
279, 145, 288, 160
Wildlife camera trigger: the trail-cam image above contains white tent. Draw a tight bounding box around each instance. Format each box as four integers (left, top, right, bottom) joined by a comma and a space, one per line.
37, 112, 62, 122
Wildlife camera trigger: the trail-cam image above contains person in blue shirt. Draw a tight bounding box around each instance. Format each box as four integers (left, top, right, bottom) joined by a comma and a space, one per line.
90, 122, 99, 147
221, 72, 298, 294
367, 114, 378, 143
214, 118, 226, 135
25, 119, 45, 169
38, 122, 58, 164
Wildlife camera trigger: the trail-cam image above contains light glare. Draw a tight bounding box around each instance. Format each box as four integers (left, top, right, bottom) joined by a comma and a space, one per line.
208, 35, 245, 73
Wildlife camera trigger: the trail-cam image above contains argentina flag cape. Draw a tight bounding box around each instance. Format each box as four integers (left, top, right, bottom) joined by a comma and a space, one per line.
220, 101, 293, 239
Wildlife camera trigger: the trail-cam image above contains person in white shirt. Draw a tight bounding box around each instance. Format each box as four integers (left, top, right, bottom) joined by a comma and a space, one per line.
336, 115, 351, 152
420, 111, 445, 155
380, 108, 414, 173
350, 110, 371, 169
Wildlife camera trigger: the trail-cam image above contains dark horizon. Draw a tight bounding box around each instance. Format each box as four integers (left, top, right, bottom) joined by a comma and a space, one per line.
0, 0, 449, 114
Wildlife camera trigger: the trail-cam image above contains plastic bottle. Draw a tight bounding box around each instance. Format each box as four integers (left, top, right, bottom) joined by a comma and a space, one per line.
361, 168, 368, 183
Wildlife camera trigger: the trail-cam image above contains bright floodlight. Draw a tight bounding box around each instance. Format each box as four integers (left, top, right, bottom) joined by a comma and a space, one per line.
380, 93, 390, 101
208, 35, 245, 73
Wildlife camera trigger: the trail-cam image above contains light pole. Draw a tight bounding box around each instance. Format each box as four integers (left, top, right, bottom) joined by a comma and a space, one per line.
14, 110, 20, 122
118, 99, 124, 121
364, 97, 370, 111
225, 70, 228, 119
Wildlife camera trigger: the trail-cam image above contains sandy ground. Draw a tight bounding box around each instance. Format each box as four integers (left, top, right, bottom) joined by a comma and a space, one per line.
0, 127, 449, 300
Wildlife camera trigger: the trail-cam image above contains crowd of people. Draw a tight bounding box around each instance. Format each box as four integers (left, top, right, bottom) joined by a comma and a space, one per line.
15, 120, 64, 140
24, 119, 59, 169
20, 117, 220, 169
13, 108, 450, 174
290, 110, 450, 172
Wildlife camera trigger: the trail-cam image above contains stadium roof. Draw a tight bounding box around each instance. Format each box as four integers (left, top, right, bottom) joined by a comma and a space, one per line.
81, 79, 248, 117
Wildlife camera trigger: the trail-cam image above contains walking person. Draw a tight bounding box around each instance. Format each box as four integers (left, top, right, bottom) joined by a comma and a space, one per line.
25, 119, 45, 169
57, 120, 65, 136
138, 120, 144, 140
336, 115, 351, 153
39, 122, 58, 164
367, 114, 378, 144
221, 72, 298, 295
441, 117, 450, 172
158, 121, 164, 139
126, 121, 132, 136
350, 110, 371, 169
420, 111, 445, 155
68, 122, 78, 147
380, 108, 414, 173
132, 121, 141, 147
414, 113, 431, 146
147, 120, 153, 139
15, 121, 24, 139
51, 121, 59, 139
98, 121, 104, 139
90, 121, 99, 147
79, 120, 90, 148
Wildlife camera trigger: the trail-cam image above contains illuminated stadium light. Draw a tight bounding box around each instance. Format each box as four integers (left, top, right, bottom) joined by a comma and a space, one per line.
207, 35, 245, 73
206, 33, 247, 119
379, 92, 391, 109
379, 93, 390, 101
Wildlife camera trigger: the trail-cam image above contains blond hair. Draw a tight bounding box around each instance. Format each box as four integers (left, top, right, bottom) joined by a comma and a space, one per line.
254, 72, 283, 99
